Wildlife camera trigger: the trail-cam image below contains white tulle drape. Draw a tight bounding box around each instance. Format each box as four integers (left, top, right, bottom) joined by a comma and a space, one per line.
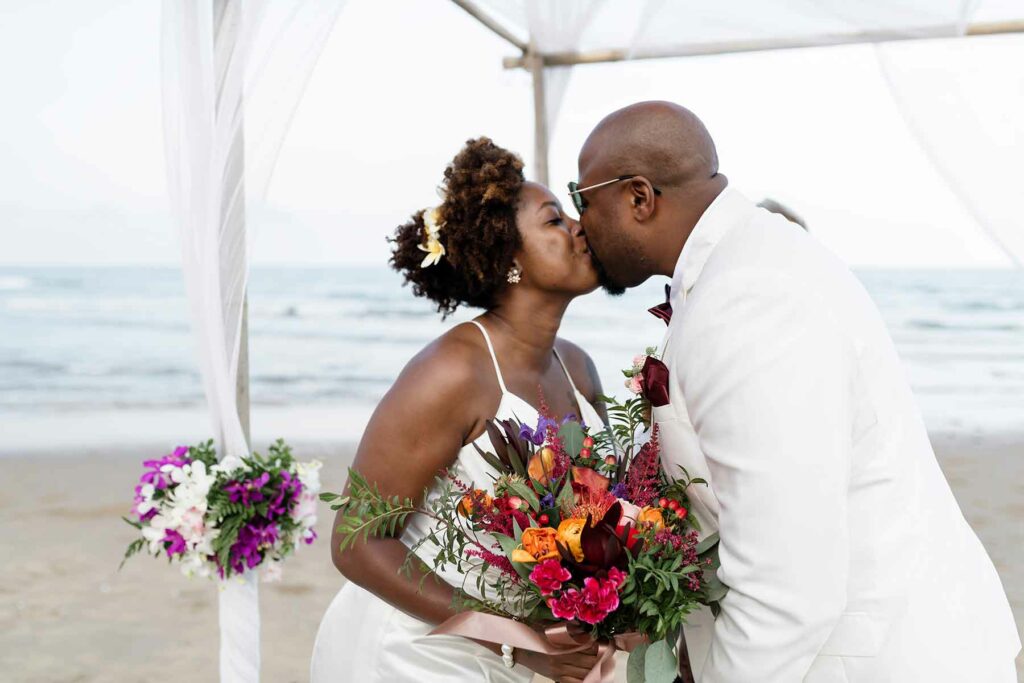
521, 0, 608, 137
877, 35, 1024, 266
161, 1, 345, 681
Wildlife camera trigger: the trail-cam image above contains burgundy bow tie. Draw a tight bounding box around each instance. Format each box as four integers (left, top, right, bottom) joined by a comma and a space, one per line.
648, 284, 672, 326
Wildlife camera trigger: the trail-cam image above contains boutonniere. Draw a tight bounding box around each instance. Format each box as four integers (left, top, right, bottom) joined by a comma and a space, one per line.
623, 347, 670, 408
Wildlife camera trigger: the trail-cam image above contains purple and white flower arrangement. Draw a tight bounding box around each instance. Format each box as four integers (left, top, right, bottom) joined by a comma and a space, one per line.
122, 439, 320, 581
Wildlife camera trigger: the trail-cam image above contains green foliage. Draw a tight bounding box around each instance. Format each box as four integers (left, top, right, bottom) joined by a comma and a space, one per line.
120, 538, 146, 569
626, 642, 649, 683
644, 638, 679, 683
331, 469, 420, 554
611, 538, 702, 643
594, 394, 651, 464
557, 420, 584, 457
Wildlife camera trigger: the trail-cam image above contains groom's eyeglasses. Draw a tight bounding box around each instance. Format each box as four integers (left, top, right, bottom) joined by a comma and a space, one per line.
567, 175, 661, 215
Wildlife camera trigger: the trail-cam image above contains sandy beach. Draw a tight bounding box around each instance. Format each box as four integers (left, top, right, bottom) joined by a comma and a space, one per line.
2, 432, 1021, 682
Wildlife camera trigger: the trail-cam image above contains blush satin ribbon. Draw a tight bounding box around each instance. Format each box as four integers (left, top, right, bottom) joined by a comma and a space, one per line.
430, 611, 647, 683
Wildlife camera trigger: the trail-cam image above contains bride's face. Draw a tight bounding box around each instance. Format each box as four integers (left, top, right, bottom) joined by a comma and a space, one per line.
514, 182, 599, 297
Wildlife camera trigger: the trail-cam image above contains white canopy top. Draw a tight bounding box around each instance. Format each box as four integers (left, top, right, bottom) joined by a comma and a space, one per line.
469, 0, 982, 64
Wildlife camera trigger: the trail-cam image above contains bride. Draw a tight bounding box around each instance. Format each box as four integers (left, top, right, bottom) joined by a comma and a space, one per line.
311, 138, 608, 683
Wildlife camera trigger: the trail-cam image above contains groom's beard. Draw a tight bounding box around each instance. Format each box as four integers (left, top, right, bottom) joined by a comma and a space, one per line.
587, 243, 626, 296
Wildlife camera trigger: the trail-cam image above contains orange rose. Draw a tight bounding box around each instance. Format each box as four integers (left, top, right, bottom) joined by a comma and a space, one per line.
456, 490, 493, 517
637, 506, 665, 531
556, 517, 586, 562
527, 447, 557, 485
513, 526, 560, 563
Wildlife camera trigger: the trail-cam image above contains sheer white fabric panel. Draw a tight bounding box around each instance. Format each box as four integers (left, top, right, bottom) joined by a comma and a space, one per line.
523, 0, 608, 136
474, 0, 976, 55
877, 35, 1023, 266
472, 0, 977, 158
161, 1, 345, 681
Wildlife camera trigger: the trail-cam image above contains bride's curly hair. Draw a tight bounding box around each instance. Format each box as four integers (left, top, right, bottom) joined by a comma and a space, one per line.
391, 137, 525, 317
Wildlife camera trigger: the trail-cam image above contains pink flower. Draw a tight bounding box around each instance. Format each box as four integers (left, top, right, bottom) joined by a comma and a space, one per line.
576, 576, 620, 625
606, 567, 627, 589
548, 589, 582, 620
529, 559, 572, 596
632, 355, 647, 372
628, 375, 643, 395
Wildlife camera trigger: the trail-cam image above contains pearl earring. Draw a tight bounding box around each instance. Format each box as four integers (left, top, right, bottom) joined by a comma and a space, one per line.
507, 266, 522, 284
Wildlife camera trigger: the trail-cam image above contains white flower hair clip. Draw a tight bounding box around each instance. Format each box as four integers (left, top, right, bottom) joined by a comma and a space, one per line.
419, 206, 446, 268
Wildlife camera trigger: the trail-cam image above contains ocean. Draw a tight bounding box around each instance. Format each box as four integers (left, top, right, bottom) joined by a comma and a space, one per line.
1, 265, 1022, 439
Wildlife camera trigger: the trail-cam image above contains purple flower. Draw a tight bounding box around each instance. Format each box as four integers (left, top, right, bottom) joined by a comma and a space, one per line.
536, 415, 557, 436
139, 447, 191, 490
303, 529, 317, 545
162, 529, 187, 558
225, 520, 279, 575
266, 471, 302, 520
131, 484, 158, 522
540, 493, 556, 509
610, 482, 628, 499
519, 423, 541, 445
224, 472, 271, 507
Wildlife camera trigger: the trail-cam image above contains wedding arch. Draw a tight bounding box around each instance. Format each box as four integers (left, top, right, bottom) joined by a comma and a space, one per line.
159, 1, 1022, 680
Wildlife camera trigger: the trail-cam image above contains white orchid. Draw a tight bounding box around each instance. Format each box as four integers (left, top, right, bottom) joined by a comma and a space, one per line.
295, 459, 322, 493
212, 454, 247, 476
142, 514, 171, 555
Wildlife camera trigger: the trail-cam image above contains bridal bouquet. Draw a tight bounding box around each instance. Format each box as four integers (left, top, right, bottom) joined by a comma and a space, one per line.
325, 350, 724, 681
121, 439, 321, 581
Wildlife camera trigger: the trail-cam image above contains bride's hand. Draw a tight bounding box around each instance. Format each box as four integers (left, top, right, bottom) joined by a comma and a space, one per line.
516, 644, 601, 683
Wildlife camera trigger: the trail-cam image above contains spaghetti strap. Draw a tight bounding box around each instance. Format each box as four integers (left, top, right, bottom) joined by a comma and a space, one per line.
553, 347, 582, 396
468, 320, 509, 394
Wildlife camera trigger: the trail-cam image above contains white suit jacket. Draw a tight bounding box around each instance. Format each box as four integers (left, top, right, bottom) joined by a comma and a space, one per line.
653, 187, 1020, 682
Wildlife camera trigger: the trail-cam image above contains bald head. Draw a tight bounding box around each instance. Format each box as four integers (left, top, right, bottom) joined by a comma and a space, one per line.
574, 101, 728, 293
579, 101, 719, 189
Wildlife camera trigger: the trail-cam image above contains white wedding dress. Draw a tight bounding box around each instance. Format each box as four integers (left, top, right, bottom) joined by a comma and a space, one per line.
311, 321, 606, 682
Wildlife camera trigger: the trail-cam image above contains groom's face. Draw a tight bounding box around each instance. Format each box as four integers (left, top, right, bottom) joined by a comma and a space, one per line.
574, 165, 648, 296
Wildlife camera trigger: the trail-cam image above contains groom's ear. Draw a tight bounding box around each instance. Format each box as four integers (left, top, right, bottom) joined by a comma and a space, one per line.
627, 178, 657, 223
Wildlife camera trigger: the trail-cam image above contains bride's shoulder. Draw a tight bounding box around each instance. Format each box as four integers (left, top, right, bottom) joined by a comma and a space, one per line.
554, 337, 603, 401
392, 323, 494, 398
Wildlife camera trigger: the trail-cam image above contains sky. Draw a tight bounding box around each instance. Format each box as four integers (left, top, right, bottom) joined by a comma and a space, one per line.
0, 0, 1021, 268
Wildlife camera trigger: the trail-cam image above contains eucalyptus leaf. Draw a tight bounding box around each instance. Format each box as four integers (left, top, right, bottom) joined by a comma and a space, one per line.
626, 642, 650, 683
644, 637, 678, 683
695, 531, 720, 556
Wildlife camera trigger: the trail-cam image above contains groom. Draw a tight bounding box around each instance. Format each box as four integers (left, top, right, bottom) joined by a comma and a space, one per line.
573, 101, 1020, 681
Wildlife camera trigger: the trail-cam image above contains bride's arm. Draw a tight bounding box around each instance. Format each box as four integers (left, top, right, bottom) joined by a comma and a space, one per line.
331, 337, 485, 626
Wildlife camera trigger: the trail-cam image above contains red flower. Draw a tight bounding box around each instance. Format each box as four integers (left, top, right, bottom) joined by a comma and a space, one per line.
576, 576, 621, 625
529, 559, 572, 596
624, 425, 662, 508
606, 566, 627, 589
548, 589, 582, 620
